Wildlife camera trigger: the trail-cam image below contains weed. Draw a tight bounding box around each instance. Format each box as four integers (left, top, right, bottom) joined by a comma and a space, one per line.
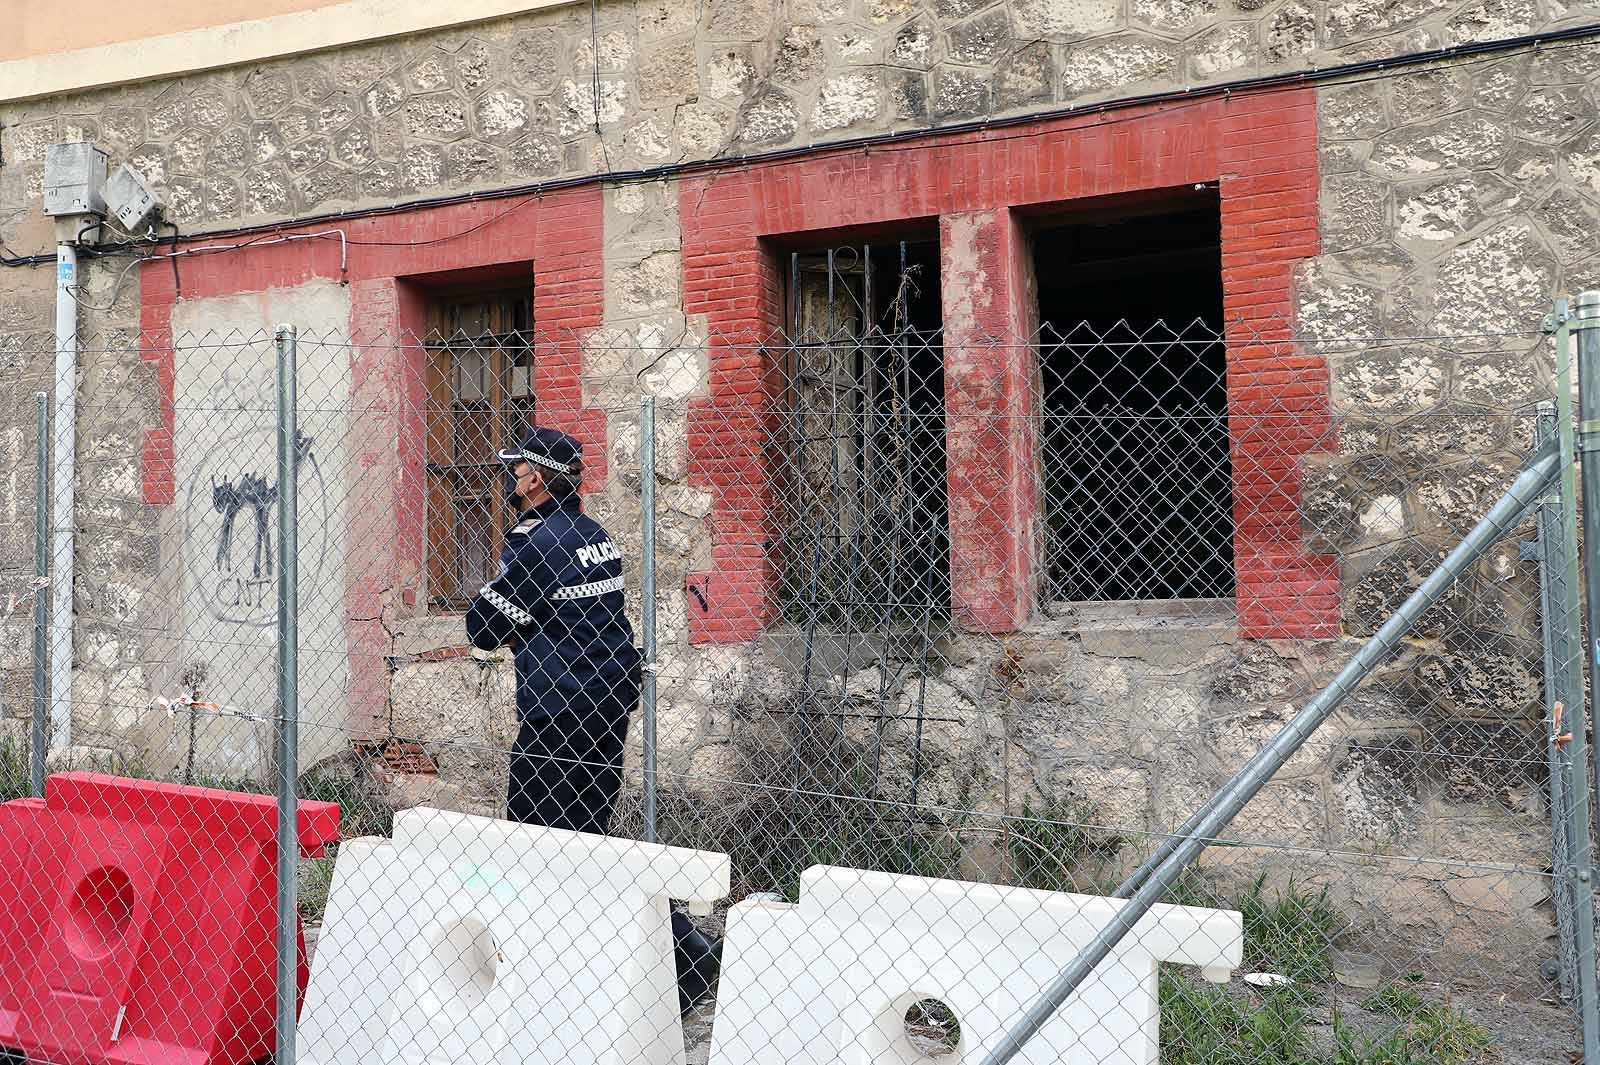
1361, 985, 1426, 1019
1160, 870, 1229, 911
1005, 796, 1123, 893
298, 852, 338, 925
1237, 874, 1342, 988
1159, 973, 1318, 1065
0, 737, 33, 803
1346, 985, 1494, 1065
1159, 974, 1496, 1065
298, 763, 395, 839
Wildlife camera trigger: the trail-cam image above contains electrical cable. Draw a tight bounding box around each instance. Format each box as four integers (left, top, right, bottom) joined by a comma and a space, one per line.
8, 21, 1587, 264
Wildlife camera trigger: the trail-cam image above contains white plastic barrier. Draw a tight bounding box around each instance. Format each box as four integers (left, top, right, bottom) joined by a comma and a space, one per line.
297, 807, 731, 1065
707, 866, 1243, 1065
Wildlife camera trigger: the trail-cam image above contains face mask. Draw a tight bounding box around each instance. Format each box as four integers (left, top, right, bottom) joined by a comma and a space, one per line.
503, 468, 522, 509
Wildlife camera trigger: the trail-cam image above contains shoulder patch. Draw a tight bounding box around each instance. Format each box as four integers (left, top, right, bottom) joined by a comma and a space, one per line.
511, 518, 543, 535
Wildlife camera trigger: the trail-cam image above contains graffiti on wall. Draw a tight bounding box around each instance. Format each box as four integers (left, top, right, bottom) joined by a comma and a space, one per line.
184, 424, 330, 627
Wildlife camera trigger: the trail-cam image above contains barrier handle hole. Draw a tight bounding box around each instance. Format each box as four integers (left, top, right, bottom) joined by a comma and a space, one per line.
904, 997, 962, 1059
419, 916, 500, 1017
66, 866, 137, 961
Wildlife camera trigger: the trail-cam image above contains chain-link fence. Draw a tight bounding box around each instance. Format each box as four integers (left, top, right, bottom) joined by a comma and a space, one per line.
0, 304, 1591, 1064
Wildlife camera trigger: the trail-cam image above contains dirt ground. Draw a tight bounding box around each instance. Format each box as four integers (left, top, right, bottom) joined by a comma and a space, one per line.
677, 976, 1583, 1064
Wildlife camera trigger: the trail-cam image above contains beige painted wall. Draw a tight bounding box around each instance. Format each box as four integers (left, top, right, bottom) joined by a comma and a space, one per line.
4, 0, 342, 61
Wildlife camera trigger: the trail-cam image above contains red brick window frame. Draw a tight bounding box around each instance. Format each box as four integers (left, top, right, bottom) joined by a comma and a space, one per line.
136, 188, 605, 739
680, 91, 1331, 644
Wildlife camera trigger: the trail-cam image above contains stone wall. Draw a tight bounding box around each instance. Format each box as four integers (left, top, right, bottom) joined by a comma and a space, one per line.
1, 0, 1598, 993
2, 0, 1598, 244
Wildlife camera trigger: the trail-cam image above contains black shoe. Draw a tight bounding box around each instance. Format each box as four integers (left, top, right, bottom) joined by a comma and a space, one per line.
672, 909, 722, 1017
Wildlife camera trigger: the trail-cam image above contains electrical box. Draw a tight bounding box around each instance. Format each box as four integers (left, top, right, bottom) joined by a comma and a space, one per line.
104, 163, 162, 232
42, 142, 107, 217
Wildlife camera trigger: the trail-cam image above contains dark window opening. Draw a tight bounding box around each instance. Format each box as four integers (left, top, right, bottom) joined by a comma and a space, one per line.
1034, 194, 1234, 603
776, 239, 949, 627
423, 288, 535, 610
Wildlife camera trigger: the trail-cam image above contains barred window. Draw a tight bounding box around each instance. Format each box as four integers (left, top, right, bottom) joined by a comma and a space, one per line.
424, 289, 535, 610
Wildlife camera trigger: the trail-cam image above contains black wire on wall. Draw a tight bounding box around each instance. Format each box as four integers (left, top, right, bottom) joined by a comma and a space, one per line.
3, 20, 1599, 270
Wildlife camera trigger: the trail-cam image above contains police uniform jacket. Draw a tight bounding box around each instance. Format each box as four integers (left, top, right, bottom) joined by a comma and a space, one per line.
466, 493, 641, 723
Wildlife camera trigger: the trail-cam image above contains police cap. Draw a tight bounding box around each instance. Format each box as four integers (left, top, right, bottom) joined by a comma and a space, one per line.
497, 426, 583, 476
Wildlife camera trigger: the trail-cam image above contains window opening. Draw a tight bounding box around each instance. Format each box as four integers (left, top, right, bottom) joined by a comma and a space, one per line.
1034, 196, 1233, 603
424, 289, 535, 610
777, 240, 948, 630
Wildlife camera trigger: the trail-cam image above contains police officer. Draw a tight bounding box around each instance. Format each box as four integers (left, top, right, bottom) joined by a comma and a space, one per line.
465, 426, 719, 1016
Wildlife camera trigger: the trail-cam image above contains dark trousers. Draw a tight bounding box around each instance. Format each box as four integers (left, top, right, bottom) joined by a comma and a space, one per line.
506, 707, 630, 833
504, 695, 720, 1015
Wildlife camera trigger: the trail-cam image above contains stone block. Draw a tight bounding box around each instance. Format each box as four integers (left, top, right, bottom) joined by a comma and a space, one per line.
446, 141, 500, 184
1326, 0, 1451, 44
1410, 648, 1539, 721
1060, 37, 1180, 97
1502, 142, 1558, 192
297, 163, 355, 209
931, 66, 991, 118
1446, 0, 1538, 44
509, 134, 563, 176
403, 92, 470, 141
737, 91, 800, 145
1418, 716, 1542, 802
1206, 703, 1337, 779
1393, 172, 1523, 250
471, 88, 530, 143
1049, 764, 1151, 835
948, 9, 1013, 65
1322, 174, 1387, 253
1264, 2, 1316, 64
774, 25, 825, 85
405, 52, 456, 93
1014, 0, 1119, 37
390, 658, 515, 747
710, 0, 773, 39
1452, 348, 1547, 411
1341, 539, 1475, 639
509, 30, 565, 92
1533, 187, 1600, 263
996, 41, 1054, 108
864, 0, 919, 24
1391, 68, 1472, 125
1331, 345, 1446, 415
1296, 263, 1384, 345
832, 27, 882, 65
1331, 732, 1421, 846
1371, 111, 1509, 177
1189, 23, 1257, 79
636, 48, 700, 101
1390, 408, 1506, 464
244, 68, 296, 117
891, 19, 934, 67
1130, 0, 1218, 31
889, 72, 929, 120
1224, 780, 1327, 847
812, 72, 882, 131
285, 137, 330, 173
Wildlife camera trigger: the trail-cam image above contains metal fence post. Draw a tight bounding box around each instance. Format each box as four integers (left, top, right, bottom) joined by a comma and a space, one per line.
1531, 396, 1588, 1007
1572, 289, 1600, 1061
641, 395, 658, 844
274, 324, 300, 1065
32, 392, 49, 798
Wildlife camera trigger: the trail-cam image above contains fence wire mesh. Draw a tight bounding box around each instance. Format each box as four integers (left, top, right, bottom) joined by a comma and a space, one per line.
0, 310, 1588, 1065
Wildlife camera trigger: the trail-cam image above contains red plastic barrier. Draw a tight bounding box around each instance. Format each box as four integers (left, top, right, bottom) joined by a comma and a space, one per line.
0, 773, 342, 1065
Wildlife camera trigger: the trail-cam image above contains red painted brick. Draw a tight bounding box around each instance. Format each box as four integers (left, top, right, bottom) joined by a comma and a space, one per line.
138, 185, 605, 740
681, 86, 1328, 642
